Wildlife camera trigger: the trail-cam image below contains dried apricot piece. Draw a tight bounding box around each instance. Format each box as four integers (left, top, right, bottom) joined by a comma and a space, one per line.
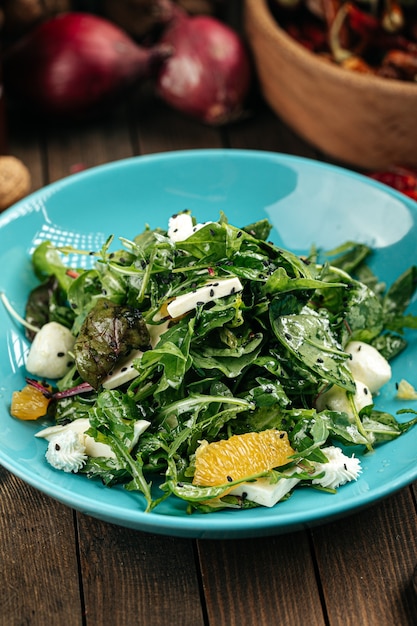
11, 384, 52, 420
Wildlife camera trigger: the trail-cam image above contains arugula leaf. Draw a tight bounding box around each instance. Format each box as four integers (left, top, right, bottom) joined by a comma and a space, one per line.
86, 390, 154, 510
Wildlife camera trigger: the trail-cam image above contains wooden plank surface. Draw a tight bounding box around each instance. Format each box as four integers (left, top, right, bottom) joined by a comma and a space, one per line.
77, 516, 205, 626
313, 487, 417, 626
197, 531, 326, 626
0, 468, 83, 626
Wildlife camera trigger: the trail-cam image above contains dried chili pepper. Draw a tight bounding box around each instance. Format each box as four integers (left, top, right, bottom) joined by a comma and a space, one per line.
369, 166, 417, 200
347, 3, 380, 39
381, 49, 417, 80
272, 0, 417, 82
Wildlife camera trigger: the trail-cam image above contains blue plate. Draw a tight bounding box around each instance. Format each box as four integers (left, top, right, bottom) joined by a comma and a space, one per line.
1, 149, 416, 539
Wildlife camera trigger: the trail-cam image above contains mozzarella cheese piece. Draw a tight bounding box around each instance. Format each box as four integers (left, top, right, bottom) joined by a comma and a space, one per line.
26, 321, 75, 379
315, 378, 373, 415
230, 470, 302, 507
346, 340, 392, 393
36, 417, 151, 460
167, 277, 243, 318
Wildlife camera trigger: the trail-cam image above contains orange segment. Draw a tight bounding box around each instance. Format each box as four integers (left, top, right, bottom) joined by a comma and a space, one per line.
192, 429, 294, 487
11, 384, 52, 420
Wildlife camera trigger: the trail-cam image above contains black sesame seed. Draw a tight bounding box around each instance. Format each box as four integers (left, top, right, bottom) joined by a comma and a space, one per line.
57, 352, 65, 358
55, 443, 61, 451
237, 231, 242, 238
279, 433, 285, 438
227, 475, 233, 482
210, 289, 215, 297
121, 367, 128, 373
196, 301, 204, 306
230, 287, 236, 294
317, 357, 324, 363
364, 387, 368, 394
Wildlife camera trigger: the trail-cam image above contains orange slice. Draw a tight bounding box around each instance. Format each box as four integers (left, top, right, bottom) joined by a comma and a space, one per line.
192, 429, 294, 487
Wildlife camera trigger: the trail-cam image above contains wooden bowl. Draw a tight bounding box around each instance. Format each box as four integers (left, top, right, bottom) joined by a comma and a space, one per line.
244, 0, 417, 170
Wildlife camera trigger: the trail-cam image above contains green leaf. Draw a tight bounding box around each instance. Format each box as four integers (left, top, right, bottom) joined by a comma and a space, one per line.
270, 306, 355, 392
74, 298, 151, 389
242, 218, 273, 241
32, 241, 75, 294
138, 318, 194, 393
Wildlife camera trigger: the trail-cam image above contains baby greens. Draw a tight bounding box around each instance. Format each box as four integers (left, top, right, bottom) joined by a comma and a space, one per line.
24, 212, 417, 512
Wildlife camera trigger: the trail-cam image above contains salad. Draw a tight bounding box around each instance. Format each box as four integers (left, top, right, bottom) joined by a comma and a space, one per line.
6, 210, 417, 514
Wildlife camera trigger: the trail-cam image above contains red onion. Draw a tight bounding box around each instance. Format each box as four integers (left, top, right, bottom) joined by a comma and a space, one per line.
156, 10, 252, 125
3, 12, 172, 118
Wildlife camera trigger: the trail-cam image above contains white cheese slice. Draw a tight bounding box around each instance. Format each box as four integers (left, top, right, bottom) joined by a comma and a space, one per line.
167, 213, 194, 242
102, 349, 143, 390
230, 470, 302, 507
346, 340, 392, 393
167, 213, 214, 242
167, 277, 243, 318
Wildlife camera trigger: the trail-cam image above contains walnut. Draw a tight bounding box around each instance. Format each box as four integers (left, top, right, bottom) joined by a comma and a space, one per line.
0, 155, 31, 211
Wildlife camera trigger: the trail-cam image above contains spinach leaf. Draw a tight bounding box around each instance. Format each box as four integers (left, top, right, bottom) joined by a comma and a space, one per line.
25, 275, 75, 340
74, 298, 151, 389
270, 304, 355, 392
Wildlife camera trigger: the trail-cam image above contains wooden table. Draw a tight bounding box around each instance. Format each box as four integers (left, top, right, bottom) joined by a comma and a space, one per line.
1, 79, 417, 626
